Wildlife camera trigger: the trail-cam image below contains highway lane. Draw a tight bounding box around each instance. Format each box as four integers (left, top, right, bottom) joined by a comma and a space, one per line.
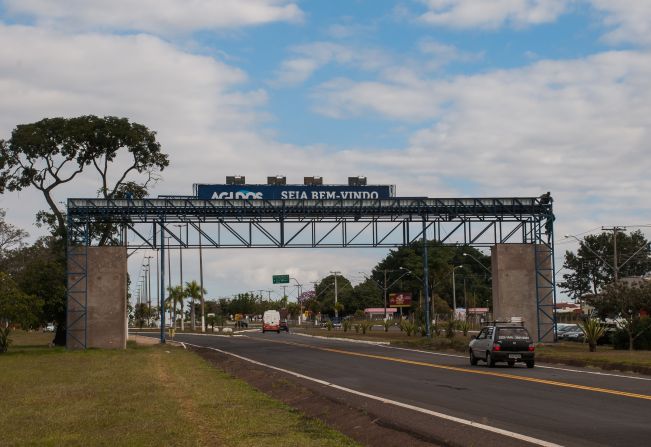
143, 331, 651, 447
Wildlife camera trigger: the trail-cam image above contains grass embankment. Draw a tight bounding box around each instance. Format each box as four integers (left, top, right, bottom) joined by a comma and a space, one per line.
535, 343, 651, 373
0, 332, 358, 447
298, 327, 651, 374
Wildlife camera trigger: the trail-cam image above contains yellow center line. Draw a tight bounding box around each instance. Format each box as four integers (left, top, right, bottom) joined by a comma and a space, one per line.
255, 337, 651, 401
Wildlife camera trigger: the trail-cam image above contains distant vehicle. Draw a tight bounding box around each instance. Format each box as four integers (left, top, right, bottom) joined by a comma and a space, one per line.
279, 319, 289, 332
469, 322, 535, 368
43, 323, 55, 333
558, 326, 584, 341
556, 323, 579, 338
262, 310, 281, 333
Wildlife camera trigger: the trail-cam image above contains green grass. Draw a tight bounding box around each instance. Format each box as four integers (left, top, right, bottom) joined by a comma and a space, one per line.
536, 342, 651, 368
0, 337, 358, 447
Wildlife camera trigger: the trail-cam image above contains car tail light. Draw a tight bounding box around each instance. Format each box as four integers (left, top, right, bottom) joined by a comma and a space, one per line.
492, 343, 501, 351
528, 344, 535, 352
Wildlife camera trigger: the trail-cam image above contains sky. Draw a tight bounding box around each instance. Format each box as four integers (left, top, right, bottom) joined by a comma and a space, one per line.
0, 0, 650, 304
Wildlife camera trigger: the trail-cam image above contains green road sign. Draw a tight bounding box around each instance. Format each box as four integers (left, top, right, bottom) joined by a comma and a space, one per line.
272, 274, 290, 284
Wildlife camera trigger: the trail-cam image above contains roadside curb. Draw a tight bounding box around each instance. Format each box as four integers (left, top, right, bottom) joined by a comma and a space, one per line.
293, 332, 390, 346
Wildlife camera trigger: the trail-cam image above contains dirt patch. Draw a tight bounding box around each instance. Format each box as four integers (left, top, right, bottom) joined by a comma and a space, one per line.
192, 347, 527, 447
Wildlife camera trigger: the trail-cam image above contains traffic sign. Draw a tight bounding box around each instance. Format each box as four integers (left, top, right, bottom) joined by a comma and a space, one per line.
273, 274, 290, 284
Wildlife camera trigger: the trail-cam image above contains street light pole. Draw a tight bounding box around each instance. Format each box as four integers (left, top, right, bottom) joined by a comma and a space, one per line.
383, 269, 388, 321
330, 271, 340, 318
452, 265, 462, 314
175, 224, 185, 331
198, 222, 205, 333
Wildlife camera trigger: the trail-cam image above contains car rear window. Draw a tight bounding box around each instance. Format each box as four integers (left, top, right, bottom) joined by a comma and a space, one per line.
497, 328, 531, 340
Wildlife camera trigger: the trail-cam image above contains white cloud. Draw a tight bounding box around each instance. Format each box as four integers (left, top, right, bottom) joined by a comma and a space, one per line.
273, 42, 390, 86
418, 39, 484, 69
309, 49, 651, 237
417, 0, 572, 29
2, 0, 303, 34
589, 1, 651, 47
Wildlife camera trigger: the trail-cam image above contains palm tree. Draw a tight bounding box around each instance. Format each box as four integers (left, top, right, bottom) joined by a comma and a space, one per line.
185, 280, 207, 332
166, 285, 185, 330
578, 318, 606, 352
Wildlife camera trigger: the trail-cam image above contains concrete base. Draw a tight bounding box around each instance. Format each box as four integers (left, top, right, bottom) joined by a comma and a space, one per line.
491, 244, 553, 342
67, 246, 127, 349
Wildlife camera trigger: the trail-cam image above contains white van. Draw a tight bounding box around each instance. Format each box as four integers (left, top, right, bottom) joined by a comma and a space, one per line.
262, 310, 281, 333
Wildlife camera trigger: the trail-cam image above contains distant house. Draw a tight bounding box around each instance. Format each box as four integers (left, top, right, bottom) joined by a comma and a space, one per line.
364, 308, 398, 319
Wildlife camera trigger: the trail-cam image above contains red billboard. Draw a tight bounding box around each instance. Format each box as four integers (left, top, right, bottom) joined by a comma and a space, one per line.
389, 293, 412, 308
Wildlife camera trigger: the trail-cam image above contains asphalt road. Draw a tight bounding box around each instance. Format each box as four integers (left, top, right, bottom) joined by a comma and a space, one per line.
140, 331, 651, 447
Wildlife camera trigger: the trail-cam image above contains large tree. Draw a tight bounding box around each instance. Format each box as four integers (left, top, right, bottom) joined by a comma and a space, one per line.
0, 209, 28, 258
560, 230, 651, 300
0, 116, 169, 345
371, 242, 492, 310
0, 115, 169, 238
586, 281, 651, 350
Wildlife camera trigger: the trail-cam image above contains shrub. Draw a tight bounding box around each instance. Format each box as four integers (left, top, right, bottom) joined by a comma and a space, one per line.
432, 321, 441, 336
402, 321, 417, 336
613, 317, 651, 350
360, 320, 373, 334
342, 319, 352, 332
353, 324, 361, 334
457, 319, 470, 336
445, 319, 457, 339
325, 321, 333, 331
578, 318, 606, 352
383, 319, 392, 332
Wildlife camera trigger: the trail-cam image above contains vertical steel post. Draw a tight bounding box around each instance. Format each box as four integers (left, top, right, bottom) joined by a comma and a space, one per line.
199, 222, 206, 333
422, 217, 431, 338
160, 224, 166, 344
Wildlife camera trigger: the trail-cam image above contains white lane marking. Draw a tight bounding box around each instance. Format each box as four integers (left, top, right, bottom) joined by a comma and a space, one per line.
293, 332, 389, 345
184, 341, 563, 447
133, 332, 245, 339
381, 346, 651, 381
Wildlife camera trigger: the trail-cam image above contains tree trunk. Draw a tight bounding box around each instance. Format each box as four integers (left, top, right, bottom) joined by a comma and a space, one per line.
628, 329, 634, 351
589, 342, 596, 352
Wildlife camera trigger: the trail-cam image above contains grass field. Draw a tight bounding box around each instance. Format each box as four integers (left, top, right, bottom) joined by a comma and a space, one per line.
0, 332, 358, 447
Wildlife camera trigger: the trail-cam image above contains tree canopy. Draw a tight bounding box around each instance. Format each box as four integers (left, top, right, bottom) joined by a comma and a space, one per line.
560, 230, 651, 300
0, 115, 169, 237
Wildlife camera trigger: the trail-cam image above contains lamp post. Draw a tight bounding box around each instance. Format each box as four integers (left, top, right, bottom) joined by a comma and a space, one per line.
174, 224, 185, 331
452, 265, 463, 314
362, 269, 410, 321
329, 271, 340, 318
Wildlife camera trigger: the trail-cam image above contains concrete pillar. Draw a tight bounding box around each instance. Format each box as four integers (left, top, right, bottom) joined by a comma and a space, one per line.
491, 244, 553, 342
67, 246, 128, 349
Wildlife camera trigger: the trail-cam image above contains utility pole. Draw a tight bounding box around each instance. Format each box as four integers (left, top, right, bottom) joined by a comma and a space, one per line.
198, 222, 205, 333
602, 226, 625, 281
384, 269, 388, 320
145, 256, 153, 311
175, 224, 185, 331
330, 271, 340, 318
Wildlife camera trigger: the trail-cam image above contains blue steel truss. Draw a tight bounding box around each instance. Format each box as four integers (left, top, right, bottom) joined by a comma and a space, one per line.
66, 196, 557, 343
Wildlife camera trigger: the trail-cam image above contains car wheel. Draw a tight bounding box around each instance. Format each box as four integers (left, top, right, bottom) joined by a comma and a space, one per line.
507, 360, 515, 367
262, 330, 265, 333
526, 360, 535, 368
469, 350, 478, 366
486, 352, 496, 368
